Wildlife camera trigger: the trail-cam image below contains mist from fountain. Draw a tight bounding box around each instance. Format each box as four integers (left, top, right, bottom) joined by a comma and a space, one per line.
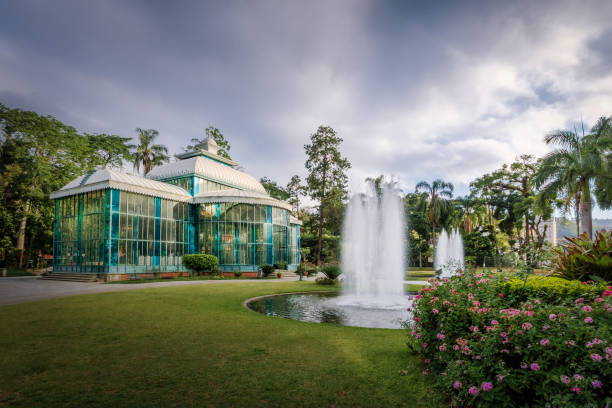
338, 181, 407, 308
434, 228, 464, 278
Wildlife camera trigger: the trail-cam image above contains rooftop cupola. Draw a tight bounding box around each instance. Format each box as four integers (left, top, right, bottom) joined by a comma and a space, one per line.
174, 136, 238, 167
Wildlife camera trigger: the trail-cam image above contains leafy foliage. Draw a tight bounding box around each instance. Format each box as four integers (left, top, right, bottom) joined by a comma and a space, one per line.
552, 230, 612, 282
321, 265, 341, 280
260, 177, 290, 200
186, 126, 232, 160
260, 264, 275, 277
407, 269, 611, 407
182, 254, 219, 274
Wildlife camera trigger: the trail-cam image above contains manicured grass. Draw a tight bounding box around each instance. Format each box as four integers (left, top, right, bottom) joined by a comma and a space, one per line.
0, 281, 440, 407
0, 268, 36, 277
404, 276, 431, 281
405, 283, 426, 292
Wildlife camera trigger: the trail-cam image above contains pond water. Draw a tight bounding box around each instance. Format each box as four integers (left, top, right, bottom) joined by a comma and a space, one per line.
246, 292, 414, 329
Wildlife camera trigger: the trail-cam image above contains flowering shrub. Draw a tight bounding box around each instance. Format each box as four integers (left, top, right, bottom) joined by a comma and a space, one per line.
406, 269, 611, 407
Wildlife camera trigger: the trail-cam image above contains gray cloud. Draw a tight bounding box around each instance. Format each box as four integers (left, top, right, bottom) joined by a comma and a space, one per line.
1, 0, 612, 217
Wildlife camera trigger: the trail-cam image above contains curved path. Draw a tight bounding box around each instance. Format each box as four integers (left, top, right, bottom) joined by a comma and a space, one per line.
0, 276, 302, 306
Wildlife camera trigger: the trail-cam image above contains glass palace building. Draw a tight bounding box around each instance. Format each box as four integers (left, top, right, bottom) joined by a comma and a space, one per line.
50, 138, 301, 280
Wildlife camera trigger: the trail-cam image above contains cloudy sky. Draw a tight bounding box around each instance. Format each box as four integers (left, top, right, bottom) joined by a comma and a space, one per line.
2, 0, 612, 217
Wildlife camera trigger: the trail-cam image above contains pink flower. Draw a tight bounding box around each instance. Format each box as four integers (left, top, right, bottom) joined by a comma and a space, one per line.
592, 380, 602, 389
424, 359, 430, 364
542, 324, 550, 331
469, 325, 478, 332
565, 340, 575, 346
591, 353, 602, 361
491, 319, 499, 325
414, 317, 419, 322
481, 382, 493, 391
422, 369, 429, 375
560, 375, 570, 384
573, 374, 583, 381
498, 293, 504, 298
432, 309, 439, 315
594, 297, 603, 303
540, 339, 550, 346
453, 381, 462, 389
439, 344, 447, 352
468, 386, 480, 395
453, 344, 459, 351
530, 363, 540, 371
575, 297, 584, 304
520, 362, 528, 369
422, 343, 428, 349
584, 317, 593, 323
496, 374, 505, 381
437, 333, 445, 340
571, 387, 580, 394
522, 322, 533, 330
549, 314, 556, 321
582, 305, 592, 312
586, 338, 602, 347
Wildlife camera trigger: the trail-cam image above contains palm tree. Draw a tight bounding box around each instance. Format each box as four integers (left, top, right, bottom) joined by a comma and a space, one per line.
132, 128, 170, 175
455, 194, 484, 234
415, 179, 454, 248
535, 117, 612, 238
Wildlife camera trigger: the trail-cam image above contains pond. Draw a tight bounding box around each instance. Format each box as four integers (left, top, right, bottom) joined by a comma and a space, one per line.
246, 292, 415, 329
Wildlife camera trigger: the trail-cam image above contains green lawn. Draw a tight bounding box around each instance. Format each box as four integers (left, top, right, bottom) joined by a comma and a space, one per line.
0, 281, 439, 407
0, 268, 36, 277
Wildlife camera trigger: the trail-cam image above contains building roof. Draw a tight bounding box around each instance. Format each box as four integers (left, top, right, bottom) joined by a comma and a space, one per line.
192, 189, 292, 211
50, 169, 191, 201
146, 156, 267, 194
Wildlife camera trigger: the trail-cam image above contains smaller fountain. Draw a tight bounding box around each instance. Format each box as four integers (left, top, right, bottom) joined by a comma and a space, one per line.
434, 228, 464, 278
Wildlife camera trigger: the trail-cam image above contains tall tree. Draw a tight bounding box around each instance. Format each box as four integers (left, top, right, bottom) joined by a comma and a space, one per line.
186, 126, 231, 159
304, 125, 351, 266
415, 179, 454, 247
132, 128, 169, 175
85, 133, 134, 169
1, 103, 93, 267
535, 118, 612, 238
286, 175, 305, 213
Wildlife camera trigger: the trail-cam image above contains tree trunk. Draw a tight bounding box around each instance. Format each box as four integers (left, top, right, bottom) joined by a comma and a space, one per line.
16, 201, 31, 268
575, 194, 581, 236
580, 201, 592, 239
316, 204, 324, 267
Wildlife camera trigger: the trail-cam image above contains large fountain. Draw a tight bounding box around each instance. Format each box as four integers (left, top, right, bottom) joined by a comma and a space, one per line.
338, 181, 407, 307
247, 180, 412, 328
434, 228, 464, 278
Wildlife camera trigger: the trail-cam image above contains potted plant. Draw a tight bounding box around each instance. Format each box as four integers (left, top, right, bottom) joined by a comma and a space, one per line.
276, 271, 282, 279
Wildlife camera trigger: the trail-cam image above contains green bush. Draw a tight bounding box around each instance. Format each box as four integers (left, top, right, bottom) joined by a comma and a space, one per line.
273, 261, 288, 270
234, 270, 242, 278
321, 265, 341, 280
552, 230, 612, 282
497, 276, 606, 305
183, 254, 219, 275
260, 264, 275, 278
407, 269, 612, 407
315, 276, 336, 285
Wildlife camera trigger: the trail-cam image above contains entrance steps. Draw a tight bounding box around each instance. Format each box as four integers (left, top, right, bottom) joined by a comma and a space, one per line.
278, 270, 299, 279
39, 272, 98, 282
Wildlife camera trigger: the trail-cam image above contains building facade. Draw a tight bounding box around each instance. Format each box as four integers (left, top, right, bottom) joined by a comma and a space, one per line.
50, 138, 300, 280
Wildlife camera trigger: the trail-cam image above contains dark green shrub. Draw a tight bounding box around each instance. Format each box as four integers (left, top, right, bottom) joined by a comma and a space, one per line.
260, 264, 274, 278
234, 270, 242, 278
273, 261, 288, 270
321, 265, 341, 280
315, 276, 336, 285
552, 230, 612, 282
183, 254, 219, 275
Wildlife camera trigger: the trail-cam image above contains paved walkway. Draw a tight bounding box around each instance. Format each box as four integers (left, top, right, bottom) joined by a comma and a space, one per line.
0, 276, 304, 306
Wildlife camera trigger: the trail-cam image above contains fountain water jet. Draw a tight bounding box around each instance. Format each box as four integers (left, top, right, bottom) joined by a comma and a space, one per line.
434, 228, 464, 278
337, 181, 407, 308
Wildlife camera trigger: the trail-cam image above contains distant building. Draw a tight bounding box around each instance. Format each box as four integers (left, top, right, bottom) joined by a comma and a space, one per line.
50, 138, 301, 280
